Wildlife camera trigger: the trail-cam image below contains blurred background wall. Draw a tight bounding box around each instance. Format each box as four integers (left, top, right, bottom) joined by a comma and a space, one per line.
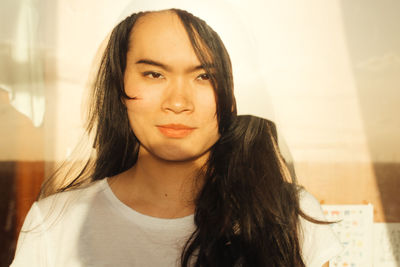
1, 0, 399, 265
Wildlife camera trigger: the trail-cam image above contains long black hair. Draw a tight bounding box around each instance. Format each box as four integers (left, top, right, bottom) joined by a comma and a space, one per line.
182, 115, 312, 266
40, 8, 325, 267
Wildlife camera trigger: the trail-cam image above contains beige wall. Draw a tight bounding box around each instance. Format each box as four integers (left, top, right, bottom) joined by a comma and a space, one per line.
1, 0, 398, 162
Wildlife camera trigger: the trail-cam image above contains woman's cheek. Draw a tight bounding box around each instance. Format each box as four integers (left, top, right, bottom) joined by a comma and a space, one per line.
125, 93, 161, 115
198, 90, 217, 116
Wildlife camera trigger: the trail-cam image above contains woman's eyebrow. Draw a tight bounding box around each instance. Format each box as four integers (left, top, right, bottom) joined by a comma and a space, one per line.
136, 59, 171, 71
189, 63, 215, 72
136, 59, 214, 73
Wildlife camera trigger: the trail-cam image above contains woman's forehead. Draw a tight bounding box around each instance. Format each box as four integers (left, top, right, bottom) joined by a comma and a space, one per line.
126, 11, 208, 69
129, 11, 184, 46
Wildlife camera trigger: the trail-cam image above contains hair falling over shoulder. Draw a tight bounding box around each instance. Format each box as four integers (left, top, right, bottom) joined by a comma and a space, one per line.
38, 9, 327, 267
39, 12, 145, 197
181, 115, 308, 267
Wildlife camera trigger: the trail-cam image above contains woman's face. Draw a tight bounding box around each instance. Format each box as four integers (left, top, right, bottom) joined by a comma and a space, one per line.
124, 11, 220, 162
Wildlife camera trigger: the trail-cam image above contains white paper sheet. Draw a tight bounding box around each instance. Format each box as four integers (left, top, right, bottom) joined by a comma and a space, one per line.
322, 204, 374, 267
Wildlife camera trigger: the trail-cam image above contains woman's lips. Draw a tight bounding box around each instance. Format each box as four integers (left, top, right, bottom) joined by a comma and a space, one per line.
157, 124, 196, 138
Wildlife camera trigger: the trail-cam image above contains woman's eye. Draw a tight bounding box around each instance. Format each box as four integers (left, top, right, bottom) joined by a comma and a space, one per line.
143, 72, 164, 79
197, 73, 210, 81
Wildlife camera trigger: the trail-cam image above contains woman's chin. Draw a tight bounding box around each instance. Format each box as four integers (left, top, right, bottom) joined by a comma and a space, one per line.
155, 151, 205, 163
149, 147, 209, 164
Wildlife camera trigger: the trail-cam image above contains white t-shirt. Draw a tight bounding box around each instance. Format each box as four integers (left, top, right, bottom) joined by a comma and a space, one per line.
11, 179, 342, 267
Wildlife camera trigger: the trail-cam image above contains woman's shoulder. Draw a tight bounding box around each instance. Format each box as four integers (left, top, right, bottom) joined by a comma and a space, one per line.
297, 188, 343, 266
298, 188, 327, 221
33, 179, 108, 220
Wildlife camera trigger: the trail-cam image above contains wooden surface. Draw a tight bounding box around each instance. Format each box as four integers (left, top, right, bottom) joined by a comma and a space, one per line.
0, 162, 16, 266
296, 161, 400, 222
15, 161, 44, 235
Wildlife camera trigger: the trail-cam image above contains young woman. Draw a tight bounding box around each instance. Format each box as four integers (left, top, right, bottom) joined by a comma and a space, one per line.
12, 9, 342, 267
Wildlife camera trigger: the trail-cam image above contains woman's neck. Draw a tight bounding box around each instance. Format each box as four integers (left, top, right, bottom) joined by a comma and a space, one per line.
109, 147, 208, 219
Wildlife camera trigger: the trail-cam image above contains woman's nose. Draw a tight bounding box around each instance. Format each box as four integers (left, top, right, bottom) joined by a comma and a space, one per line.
161, 78, 194, 114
